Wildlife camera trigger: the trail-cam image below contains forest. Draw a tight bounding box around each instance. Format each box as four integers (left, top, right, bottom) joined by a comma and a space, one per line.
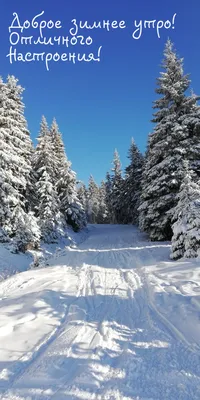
1, 39, 200, 260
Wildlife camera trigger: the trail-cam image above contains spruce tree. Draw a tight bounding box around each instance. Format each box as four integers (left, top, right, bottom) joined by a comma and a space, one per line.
139, 40, 200, 241
33, 116, 56, 186
57, 165, 86, 231
50, 118, 66, 183
171, 161, 200, 259
13, 211, 41, 252
26, 144, 38, 214
0, 75, 38, 249
33, 116, 62, 242
87, 175, 100, 223
0, 77, 11, 230
123, 139, 143, 224
50, 120, 86, 231
77, 183, 88, 215
97, 180, 109, 223
110, 150, 123, 223
37, 170, 63, 242
105, 172, 112, 222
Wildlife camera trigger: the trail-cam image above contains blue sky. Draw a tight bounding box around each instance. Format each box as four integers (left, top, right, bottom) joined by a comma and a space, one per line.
1, 0, 200, 184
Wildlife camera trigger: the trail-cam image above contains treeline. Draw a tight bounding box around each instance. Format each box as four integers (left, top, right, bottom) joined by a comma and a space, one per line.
78, 142, 143, 225
0, 78, 86, 251
1, 39, 200, 260
80, 39, 200, 260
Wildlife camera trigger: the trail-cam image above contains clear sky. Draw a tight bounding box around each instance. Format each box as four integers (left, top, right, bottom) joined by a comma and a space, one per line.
1, 0, 200, 184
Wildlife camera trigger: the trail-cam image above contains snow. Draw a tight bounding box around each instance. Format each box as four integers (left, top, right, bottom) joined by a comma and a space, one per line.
0, 227, 88, 281
0, 244, 31, 281
0, 224, 200, 399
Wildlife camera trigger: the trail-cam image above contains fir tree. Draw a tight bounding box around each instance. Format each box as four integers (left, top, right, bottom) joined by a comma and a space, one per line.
50, 120, 86, 231
57, 164, 86, 231
77, 183, 88, 214
171, 161, 200, 259
139, 40, 200, 241
13, 211, 41, 252
33, 116, 53, 191
110, 149, 123, 223
0, 75, 38, 249
105, 172, 112, 222
26, 145, 38, 214
97, 180, 109, 223
50, 118, 66, 183
33, 116, 61, 242
87, 175, 100, 223
37, 170, 63, 242
123, 139, 143, 224
0, 227, 8, 243
0, 76, 13, 230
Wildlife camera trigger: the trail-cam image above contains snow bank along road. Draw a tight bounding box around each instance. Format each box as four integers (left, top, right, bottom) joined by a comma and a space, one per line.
0, 225, 200, 400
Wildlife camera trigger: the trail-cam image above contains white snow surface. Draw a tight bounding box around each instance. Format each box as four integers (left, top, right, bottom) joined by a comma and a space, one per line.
0, 224, 200, 400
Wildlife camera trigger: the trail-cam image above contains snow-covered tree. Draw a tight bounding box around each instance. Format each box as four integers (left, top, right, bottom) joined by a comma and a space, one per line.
57, 163, 86, 231
26, 145, 38, 214
139, 40, 200, 241
49, 120, 86, 231
171, 161, 200, 259
87, 175, 100, 223
50, 118, 66, 183
0, 227, 9, 243
13, 211, 41, 252
123, 139, 143, 224
33, 116, 56, 188
0, 77, 11, 229
105, 172, 112, 222
97, 180, 109, 223
110, 150, 124, 223
33, 116, 62, 242
77, 183, 88, 213
84, 178, 108, 224
0, 75, 38, 250
37, 171, 63, 242
32, 116, 51, 183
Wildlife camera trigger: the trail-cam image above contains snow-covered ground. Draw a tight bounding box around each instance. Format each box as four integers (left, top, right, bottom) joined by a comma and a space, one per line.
0, 227, 89, 282
0, 244, 32, 282
0, 224, 200, 400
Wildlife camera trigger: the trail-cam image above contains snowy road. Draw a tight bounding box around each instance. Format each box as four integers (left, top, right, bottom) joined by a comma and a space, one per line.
0, 225, 200, 399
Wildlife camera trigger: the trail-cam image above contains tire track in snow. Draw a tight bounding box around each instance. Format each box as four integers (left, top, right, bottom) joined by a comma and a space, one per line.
38, 266, 110, 399
2, 225, 200, 399
145, 278, 200, 355
4, 263, 112, 399
0, 266, 89, 398
140, 247, 200, 356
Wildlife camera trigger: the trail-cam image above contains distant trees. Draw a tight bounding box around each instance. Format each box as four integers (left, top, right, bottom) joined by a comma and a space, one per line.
79, 176, 109, 224
82, 144, 143, 226
87, 175, 100, 223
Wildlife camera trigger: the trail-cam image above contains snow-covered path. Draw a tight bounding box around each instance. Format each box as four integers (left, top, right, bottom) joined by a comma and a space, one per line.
0, 225, 200, 400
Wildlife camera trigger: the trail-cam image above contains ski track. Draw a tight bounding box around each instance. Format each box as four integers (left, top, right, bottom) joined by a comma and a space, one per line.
0, 225, 200, 399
